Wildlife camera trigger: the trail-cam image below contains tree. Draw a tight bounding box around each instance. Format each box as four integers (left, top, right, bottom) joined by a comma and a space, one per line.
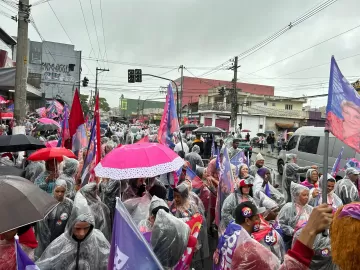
92, 96, 110, 112
80, 94, 90, 115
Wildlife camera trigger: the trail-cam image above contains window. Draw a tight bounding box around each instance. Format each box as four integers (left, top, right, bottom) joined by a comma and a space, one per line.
287, 135, 299, 151
298, 136, 320, 154
264, 102, 267, 106
259, 124, 263, 129
246, 101, 252, 107
285, 104, 293, 110
272, 102, 276, 106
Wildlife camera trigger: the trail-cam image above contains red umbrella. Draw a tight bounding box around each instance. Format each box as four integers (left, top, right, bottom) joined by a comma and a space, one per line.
27, 147, 76, 162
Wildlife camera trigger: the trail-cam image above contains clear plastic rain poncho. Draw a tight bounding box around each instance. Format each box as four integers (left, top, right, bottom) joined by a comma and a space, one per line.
24, 161, 45, 183
151, 209, 190, 268
138, 195, 169, 233
123, 192, 152, 226
220, 189, 257, 230
281, 154, 311, 203
277, 182, 313, 247
57, 157, 79, 200
79, 183, 112, 241
99, 179, 120, 224
309, 174, 343, 212
292, 227, 338, 270
253, 168, 285, 209
184, 145, 204, 172
334, 170, 360, 205
36, 192, 110, 270
35, 179, 73, 260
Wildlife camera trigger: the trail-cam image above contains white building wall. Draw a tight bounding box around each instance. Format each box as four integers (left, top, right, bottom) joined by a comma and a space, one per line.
236, 114, 266, 138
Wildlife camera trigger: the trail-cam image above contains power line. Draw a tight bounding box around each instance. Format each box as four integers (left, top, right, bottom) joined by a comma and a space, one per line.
249, 23, 360, 75
47, 2, 73, 44
89, 0, 103, 64
99, 0, 109, 68
77, 0, 96, 58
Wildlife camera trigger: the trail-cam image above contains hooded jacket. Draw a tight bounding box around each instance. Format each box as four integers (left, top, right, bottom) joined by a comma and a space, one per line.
36, 193, 110, 270
334, 176, 359, 205
57, 157, 79, 200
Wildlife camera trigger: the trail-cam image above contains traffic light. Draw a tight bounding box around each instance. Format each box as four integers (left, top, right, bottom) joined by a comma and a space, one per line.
128, 69, 135, 83
218, 87, 225, 96
135, 69, 142, 82
82, 77, 89, 87
238, 123, 243, 130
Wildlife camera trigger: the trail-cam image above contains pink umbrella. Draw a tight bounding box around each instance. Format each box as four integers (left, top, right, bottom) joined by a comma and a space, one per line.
94, 142, 184, 180
38, 118, 60, 127
45, 140, 58, 148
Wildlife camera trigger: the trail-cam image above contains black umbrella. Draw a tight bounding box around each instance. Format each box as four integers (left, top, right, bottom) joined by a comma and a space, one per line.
193, 126, 226, 135
180, 124, 198, 131
0, 175, 58, 233
257, 132, 266, 137
0, 166, 25, 177
0, 134, 45, 152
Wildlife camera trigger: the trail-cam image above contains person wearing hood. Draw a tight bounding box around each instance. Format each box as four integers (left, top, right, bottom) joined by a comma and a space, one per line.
334, 167, 360, 205
277, 182, 313, 250
138, 195, 170, 234
99, 178, 120, 225
24, 161, 45, 183
221, 179, 257, 230
249, 153, 266, 177
36, 192, 110, 270
238, 163, 255, 185
122, 177, 146, 202
253, 167, 285, 209
170, 182, 199, 222
282, 154, 317, 203
301, 168, 319, 189
308, 174, 343, 214
34, 179, 73, 260
192, 134, 204, 155
57, 157, 79, 200
185, 145, 204, 172
34, 158, 59, 194
79, 183, 112, 241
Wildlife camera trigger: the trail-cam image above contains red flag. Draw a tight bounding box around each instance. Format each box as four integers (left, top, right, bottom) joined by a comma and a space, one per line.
69, 89, 85, 137
95, 93, 101, 165
137, 136, 149, 143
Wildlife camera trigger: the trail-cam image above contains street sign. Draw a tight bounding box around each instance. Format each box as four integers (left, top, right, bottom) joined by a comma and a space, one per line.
121, 99, 127, 110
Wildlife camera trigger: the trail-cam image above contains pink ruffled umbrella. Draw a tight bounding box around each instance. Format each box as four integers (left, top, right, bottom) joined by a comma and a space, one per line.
94, 142, 184, 180
45, 140, 58, 148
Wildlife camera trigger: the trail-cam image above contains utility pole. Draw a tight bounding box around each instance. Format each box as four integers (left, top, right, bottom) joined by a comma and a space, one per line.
231, 56, 239, 132
137, 96, 140, 119
14, 0, 31, 125
178, 65, 184, 123
95, 67, 109, 96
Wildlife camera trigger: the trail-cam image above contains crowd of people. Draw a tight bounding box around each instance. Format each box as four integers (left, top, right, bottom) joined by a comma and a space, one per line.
0, 118, 360, 270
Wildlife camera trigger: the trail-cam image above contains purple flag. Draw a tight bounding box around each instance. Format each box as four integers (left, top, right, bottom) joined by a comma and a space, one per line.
108, 198, 163, 270
331, 146, 344, 177
81, 117, 97, 185
230, 150, 247, 176
215, 147, 234, 226
15, 235, 40, 270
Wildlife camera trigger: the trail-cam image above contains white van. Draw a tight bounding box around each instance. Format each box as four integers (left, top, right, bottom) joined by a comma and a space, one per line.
277, 126, 360, 179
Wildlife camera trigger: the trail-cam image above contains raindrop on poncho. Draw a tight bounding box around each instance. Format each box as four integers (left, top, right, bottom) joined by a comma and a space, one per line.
36, 192, 110, 270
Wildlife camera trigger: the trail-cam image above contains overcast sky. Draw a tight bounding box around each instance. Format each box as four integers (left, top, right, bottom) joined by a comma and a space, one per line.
1, 0, 359, 108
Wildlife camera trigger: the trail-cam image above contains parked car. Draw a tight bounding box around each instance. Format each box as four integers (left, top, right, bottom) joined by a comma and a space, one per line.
250, 136, 260, 147
277, 126, 360, 179
238, 138, 252, 159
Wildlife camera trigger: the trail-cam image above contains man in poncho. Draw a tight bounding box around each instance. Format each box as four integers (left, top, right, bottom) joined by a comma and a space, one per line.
185, 145, 204, 172
334, 167, 359, 205
36, 192, 110, 270
249, 153, 266, 177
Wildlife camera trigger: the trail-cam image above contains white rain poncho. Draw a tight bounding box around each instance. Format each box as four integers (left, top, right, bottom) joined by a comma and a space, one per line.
99, 179, 120, 224
281, 155, 312, 203
292, 227, 338, 270
79, 183, 112, 241
277, 182, 313, 249
309, 174, 343, 212
124, 192, 152, 226
220, 190, 257, 230
253, 169, 285, 209
334, 174, 359, 205
138, 195, 169, 233
57, 157, 79, 200
151, 209, 190, 268
36, 192, 110, 270
185, 145, 204, 172
35, 179, 73, 260
24, 161, 45, 183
